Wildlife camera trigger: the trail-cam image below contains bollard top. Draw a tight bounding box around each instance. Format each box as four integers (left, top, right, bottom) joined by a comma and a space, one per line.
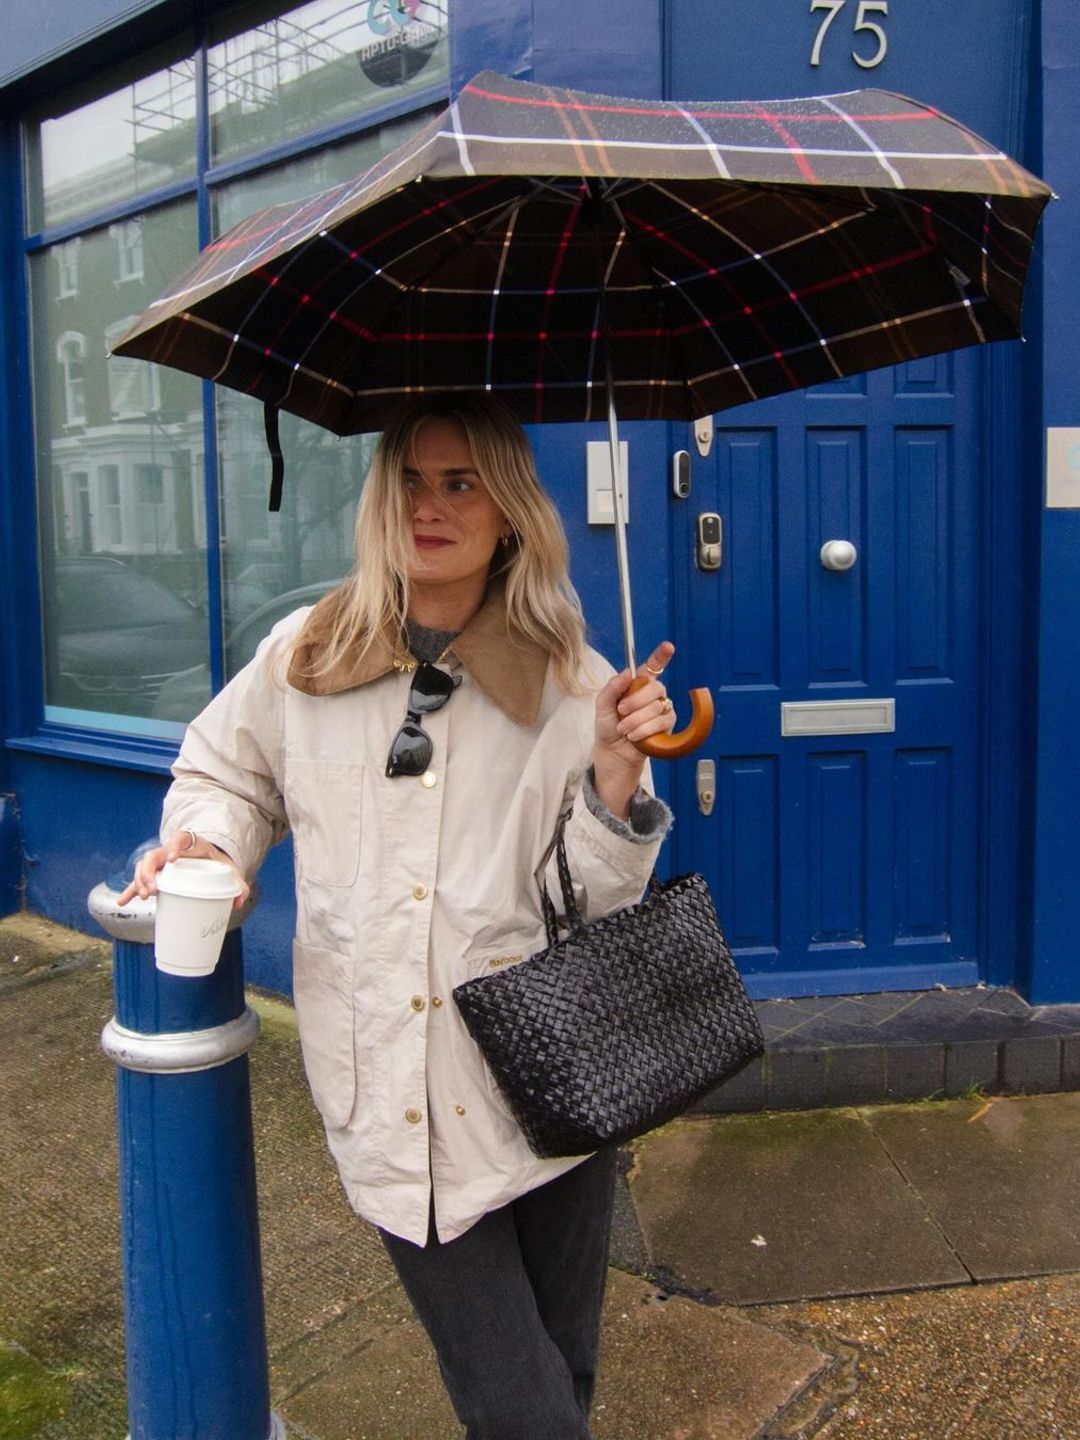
89, 839, 259, 943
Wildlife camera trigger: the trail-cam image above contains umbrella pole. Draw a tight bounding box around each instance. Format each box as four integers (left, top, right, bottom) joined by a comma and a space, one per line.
603, 365, 638, 677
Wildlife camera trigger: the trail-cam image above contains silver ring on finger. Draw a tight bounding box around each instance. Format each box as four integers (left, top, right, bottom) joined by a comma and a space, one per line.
180, 829, 197, 851
642, 661, 664, 676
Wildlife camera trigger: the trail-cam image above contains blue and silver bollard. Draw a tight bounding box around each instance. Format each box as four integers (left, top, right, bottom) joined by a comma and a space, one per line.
91, 844, 284, 1440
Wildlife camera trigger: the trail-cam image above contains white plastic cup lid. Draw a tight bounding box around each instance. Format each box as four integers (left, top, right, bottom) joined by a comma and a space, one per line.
156, 857, 244, 901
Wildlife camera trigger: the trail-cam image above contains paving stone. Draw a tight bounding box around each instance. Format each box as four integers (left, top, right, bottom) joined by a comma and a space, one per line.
884, 1043, 944, 1100
1001, 1034, 1063, 1093
630, 1112, 967, 1305
692, 1053, 767, 1114
863, 1094, 1080, 1280
767, 1048, 828, 1110
1061, 1037, 1080, 1090
824, 1045, 886, 1105
943, 1040, 1001, 1097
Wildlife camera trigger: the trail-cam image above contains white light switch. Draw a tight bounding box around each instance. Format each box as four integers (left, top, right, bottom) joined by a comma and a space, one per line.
586, 441, 628, 525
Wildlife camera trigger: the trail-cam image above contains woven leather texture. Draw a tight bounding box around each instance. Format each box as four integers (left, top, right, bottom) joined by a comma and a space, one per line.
453, 847, 765, 1159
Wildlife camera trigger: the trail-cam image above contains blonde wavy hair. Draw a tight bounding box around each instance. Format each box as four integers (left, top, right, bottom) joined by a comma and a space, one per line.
298, 394, 589, 694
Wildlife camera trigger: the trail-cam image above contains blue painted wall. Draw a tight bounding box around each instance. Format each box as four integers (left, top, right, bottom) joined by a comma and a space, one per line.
1022, 0, 1080, 1002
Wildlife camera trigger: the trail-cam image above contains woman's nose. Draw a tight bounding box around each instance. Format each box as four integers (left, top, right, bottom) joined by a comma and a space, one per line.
411, 484, 447, 521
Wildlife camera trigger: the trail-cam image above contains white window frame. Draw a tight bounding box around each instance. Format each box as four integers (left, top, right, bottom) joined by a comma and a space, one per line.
56, 238, 80, 298
56, 330, 87, 426
109, 219, 145, 283
105, 317, 161, 418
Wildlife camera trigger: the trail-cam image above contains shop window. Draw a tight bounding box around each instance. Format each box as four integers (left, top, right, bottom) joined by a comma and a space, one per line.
208, 0, 448, 165
24, 0, 449, 732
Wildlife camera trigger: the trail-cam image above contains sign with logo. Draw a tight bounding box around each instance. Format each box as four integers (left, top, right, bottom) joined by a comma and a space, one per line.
357, 0, 445, 88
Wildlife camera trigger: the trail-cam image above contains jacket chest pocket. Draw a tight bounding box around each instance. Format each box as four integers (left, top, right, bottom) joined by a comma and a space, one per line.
286, 758, 364, 888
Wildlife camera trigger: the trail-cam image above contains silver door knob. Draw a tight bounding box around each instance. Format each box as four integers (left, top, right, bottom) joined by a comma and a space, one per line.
820, 539, 857, 571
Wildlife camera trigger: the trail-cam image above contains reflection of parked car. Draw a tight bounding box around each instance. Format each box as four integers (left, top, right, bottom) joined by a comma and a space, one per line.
152, 581, 340, 723
52, 557, 208, 717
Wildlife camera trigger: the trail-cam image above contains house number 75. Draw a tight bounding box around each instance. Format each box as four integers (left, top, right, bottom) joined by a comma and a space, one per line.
810, 0, 889, 69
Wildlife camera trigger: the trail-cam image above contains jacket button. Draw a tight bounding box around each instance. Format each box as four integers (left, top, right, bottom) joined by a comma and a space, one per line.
412, 884, 428, 900
431, 996, 444, 1008
410, 995, 425, 1011
405, 1107, 422, 1124
454, 1104, 466, 1116
421, 770, 437, 788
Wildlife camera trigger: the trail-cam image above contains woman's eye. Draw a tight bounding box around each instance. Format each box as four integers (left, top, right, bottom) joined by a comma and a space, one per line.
446, 479, 473, 494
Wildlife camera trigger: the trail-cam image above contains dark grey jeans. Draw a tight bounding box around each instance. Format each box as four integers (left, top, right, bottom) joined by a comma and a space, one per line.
379, 1148, 618, 1440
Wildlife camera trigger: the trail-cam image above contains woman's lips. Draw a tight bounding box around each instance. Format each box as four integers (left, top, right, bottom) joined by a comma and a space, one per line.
414, 535, 453, 549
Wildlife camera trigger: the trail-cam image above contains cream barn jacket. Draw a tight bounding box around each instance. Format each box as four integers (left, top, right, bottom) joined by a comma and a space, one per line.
160, 581, 667, 1245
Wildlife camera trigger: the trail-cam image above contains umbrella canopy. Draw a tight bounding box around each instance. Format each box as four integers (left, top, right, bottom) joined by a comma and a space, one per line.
114, 69, 1051, 435
112, 70, 1049, 758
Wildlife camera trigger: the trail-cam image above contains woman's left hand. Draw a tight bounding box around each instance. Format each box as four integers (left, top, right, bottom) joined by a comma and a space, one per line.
592, 641, 676, 819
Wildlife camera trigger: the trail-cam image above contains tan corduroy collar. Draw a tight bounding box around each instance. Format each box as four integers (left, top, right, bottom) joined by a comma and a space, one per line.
286, 578, 550, 727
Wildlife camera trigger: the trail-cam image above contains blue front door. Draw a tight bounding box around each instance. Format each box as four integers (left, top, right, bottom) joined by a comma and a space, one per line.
664, 0, 1031, 995
670, 359, 982, 996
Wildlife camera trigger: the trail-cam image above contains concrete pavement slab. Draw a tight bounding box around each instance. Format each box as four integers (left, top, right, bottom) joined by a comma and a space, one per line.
275, 1270, 829, 1440
862, 1094, 1080, 1281
629, 1112, 969, 1304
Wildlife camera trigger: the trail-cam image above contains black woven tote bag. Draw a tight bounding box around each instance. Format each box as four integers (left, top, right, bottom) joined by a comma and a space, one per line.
452, 831, 765, 1158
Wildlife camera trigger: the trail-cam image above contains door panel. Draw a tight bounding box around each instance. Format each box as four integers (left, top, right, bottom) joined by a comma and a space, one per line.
673, 361, 981, 996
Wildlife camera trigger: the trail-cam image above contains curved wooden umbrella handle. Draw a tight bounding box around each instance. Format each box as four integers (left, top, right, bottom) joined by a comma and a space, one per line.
625, 676, 715, 760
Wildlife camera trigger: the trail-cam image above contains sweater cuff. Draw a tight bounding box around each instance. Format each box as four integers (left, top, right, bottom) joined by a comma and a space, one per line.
582, 768, 673, 846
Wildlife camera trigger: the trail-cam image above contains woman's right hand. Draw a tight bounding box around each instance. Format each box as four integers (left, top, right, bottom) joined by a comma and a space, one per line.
116, 831, 250, 910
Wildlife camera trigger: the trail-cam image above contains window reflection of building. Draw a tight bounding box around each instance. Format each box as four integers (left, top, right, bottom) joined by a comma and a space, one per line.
105, 318, 160, 418
26, 0, 450, 727
56, 239, 80, 297
109, 221, 144, 283
98, 465, 123, 547
56, 331, 87, 425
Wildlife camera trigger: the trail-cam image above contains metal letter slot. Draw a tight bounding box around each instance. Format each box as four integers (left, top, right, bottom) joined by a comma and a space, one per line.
781, 698, 895, 737
696, 758, 716, 816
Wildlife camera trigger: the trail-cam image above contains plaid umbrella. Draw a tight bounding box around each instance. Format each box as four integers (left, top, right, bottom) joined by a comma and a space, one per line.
114, 70, 1050, 755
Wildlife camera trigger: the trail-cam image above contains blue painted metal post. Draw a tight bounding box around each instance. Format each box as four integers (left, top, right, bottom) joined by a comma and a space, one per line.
91, 849, 283, 1440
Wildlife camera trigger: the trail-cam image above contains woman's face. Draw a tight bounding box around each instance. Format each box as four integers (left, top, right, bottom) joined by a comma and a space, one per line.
402, 417, 509, 596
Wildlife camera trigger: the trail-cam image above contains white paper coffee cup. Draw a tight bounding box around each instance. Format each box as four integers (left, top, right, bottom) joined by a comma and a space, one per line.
154, 858, 244, 976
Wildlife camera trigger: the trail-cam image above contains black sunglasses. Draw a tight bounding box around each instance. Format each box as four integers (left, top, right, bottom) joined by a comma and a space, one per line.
386, 662, 462, 778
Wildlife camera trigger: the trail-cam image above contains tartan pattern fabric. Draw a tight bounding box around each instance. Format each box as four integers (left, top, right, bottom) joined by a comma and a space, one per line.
452, 833, 765, 1158
113, 70, 1051, 434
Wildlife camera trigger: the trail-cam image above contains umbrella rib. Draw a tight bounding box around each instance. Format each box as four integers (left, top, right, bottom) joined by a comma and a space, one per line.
601, 183, 759, 409
645, 182, 845, 382
271, 186, 542, 406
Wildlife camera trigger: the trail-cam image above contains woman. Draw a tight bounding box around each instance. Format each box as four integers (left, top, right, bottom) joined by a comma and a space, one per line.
121, 394, 676, 1439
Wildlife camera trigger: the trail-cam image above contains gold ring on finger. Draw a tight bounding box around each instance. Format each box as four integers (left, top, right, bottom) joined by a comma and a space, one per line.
659, 696, 674, 714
